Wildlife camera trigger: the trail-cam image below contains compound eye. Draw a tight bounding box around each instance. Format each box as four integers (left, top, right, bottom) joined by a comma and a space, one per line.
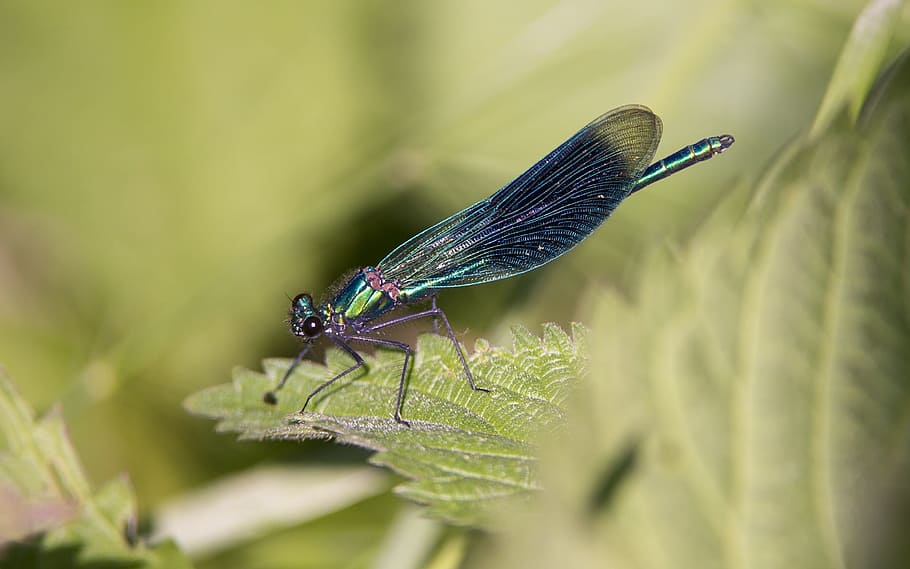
302, 315, 323, 337
292, 293, 313, 307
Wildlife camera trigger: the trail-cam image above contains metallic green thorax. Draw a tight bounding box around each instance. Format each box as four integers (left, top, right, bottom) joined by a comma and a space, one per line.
327, 267, 404, 324
300, 268, 435, 331
630, 134, 734, 194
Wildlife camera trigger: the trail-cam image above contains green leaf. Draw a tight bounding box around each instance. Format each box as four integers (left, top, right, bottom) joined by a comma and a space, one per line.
184, 324, 586, 526
0, 369, 194, 568
811, 0, 905, 137
475, 40, 910, 569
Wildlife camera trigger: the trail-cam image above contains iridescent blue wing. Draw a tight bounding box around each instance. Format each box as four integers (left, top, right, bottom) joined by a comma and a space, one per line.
378, 105, 663, 290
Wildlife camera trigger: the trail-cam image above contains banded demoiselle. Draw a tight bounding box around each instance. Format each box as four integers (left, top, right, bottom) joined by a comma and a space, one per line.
264, 105, 734, 424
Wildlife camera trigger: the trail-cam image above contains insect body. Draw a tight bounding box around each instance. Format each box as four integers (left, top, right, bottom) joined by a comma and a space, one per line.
264, 105, 734, 425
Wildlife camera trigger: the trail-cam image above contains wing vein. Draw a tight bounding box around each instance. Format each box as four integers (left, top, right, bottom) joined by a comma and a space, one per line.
378, 105, 663, 292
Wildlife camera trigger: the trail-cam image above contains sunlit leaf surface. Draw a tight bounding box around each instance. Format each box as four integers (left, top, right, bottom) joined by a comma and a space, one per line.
185, 324, 586, 526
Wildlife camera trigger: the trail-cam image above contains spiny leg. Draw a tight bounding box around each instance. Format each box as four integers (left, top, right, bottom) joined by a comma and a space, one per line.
299, 337, 367, 414
364, 304, 488, 393
429, 305, 488, 393
431, 295, 439, 335
263, 343, 313, 405
348, 335, 412, 426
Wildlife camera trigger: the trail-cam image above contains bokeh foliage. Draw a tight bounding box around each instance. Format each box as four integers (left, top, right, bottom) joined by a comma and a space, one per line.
2, 0, 908, 568
0, 370, 192, 567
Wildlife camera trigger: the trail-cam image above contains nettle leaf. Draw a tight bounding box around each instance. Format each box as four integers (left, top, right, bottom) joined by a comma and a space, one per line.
476, 25, 910, 569
185, 324, 587, 525
0, 370, 194, 568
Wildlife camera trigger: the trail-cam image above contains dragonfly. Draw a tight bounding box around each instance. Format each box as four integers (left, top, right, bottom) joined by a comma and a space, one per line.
264, 105, 734, 425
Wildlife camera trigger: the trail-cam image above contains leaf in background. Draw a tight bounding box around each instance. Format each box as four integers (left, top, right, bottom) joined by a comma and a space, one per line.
185, 324, 586, 526
473, 16, 910, 569
0, 370, 193, 569
152, 464, 390, 558
811, 0, 904, 137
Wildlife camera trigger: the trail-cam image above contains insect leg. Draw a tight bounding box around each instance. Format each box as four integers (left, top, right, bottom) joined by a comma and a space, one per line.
300, 337, 366, 414
363, 305, 488, 394
348, 335, 412, 426
426, 305, 488, 393
263, 343, 313, 404
431, 295, 439, 335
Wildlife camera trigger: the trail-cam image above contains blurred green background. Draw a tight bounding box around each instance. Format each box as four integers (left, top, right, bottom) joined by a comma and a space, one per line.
1, 0, 907, 567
